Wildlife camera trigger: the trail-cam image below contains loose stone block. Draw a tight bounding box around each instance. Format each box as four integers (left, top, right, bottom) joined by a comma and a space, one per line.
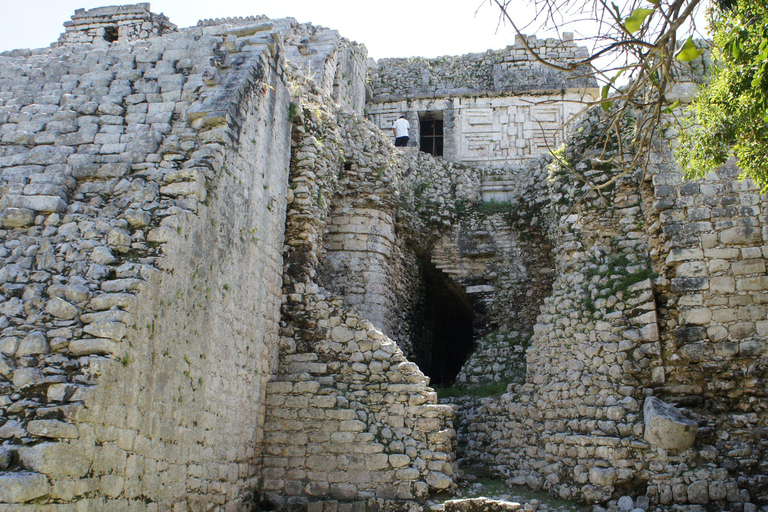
643, 397, 697, 451
720, 227, 762, 245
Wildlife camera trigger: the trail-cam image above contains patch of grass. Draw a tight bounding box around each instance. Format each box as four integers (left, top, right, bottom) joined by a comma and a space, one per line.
288, 102, 298, 123
476, 200, 514, 215
452, 476, 589, 511
435, 379, 514, 399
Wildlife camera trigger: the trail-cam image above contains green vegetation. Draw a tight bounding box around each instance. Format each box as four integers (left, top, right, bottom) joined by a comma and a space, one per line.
475, 200, 515, 215
435, 379, 514, 399
677, 1, 768, 192
448, 476, 588, 511
288, 102, 298, 123
582, 250, 657, 313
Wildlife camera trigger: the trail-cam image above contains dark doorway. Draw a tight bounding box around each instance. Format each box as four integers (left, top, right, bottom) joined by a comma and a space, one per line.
419, 112, 444, 157
104, 26, 119, 43
410, 259, 474, 386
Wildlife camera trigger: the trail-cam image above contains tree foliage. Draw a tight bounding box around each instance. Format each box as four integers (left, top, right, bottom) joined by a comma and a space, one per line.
677, 1, 768, 191
489, 0, 708, 176
486, 0, 768, 192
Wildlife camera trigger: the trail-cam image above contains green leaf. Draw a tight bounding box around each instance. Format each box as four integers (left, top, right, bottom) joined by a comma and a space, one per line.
663, 100, 680, 114
648, 0, 660, 4
601, 100, 613, 112
601, 84, 610, 99
676, 37, 704, 62
624, 8, 655, 34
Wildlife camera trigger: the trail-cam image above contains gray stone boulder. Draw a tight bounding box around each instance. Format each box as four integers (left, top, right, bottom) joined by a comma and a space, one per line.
643, 396, 697, 451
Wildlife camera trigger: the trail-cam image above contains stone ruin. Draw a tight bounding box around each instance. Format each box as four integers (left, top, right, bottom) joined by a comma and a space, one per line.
0, 4, 766, 511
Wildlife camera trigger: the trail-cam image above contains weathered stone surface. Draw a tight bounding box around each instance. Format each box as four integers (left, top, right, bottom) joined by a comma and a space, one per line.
0, 207, 34, 228
0, 354, 14, 379
589, 467, 617, 486
26, 420, 79, 439
45, 297, 79, 320
643, 397, 698, 451
82, 321, 127, 341
68, 338, 118, 356
12, 368, 44, 389
0, 472, 51, 503
0, 3, 765, 511
0, 446, 12, 469
18, 443, 91, 479
444, 498, 523, 511
16, 332, 49, 357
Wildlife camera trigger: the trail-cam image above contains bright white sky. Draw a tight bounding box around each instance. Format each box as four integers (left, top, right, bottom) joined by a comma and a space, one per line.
0, 0, 549, 59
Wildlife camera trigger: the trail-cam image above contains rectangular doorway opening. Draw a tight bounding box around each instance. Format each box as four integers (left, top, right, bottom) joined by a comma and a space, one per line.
419, 112, 444, 157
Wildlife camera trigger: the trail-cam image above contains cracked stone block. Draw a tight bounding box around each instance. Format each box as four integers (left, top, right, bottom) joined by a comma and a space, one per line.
643, 396, 698, 451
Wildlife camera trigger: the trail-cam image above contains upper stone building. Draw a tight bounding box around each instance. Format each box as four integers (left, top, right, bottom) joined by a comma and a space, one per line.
58, 3, 177, 46
0, 4, 766, 512
367, 33, 597, 167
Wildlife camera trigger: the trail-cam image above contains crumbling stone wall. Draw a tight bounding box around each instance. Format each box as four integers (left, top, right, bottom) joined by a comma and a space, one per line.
3, 4, 767, 512
639, 151, 768, 509
368, 34, 592, 101
366, 35, 597, 167
57, 4, 177, 46
446, 107, 768, 510
0, 12, 292, 508
262, 86, 457, 508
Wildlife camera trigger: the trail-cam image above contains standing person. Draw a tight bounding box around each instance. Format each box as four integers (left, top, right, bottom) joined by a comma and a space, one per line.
393, 115, 410, 147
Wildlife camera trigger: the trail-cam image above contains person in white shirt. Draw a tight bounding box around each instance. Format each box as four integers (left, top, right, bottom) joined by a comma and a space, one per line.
393, 115, 410, 147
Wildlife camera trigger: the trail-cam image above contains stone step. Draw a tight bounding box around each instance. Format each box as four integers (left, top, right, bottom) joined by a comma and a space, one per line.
283, 352, 319, 363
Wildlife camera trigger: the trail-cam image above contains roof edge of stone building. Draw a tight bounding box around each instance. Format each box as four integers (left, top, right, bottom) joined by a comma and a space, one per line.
56, 3, 177, 47
367, 32, 596, 102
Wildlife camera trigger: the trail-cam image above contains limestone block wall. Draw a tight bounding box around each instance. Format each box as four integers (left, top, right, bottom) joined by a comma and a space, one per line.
0, 14, 291, 508
261, 86, 456, 508
368, 34, 593, 102
281, 24, 366, 115
640, 154, 768, 508
366, 35, 597, 167
263, 296, 455, 505
321, 119, 483, 348
57, 3, 177, 46
450, 167, 664, 503
366, 93, 594, 167
323, 207, 398, 336
194, 16, 367, 115
428, 213, 552, 387
442, 108, 768, 510
431, 213, 553, 334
